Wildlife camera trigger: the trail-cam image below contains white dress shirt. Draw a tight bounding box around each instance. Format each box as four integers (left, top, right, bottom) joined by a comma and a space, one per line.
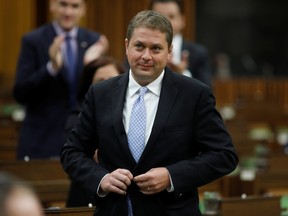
172, 34, 192, 78
123, 70, 164, 144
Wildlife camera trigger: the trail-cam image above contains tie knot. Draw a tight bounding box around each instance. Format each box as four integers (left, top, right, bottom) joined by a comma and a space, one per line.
139, 87, 148, 96
65, 34, 72, 41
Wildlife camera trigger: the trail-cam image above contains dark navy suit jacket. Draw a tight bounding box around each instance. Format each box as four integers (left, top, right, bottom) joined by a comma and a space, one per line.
182, 40, 212, 87
13, 23, 100, 159
61, 68, 238, 216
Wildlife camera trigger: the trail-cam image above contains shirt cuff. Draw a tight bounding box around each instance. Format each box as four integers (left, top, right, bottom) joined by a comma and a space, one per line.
167, 172, 174, 192
97, 174, 109, 197
182, 69, 192, 78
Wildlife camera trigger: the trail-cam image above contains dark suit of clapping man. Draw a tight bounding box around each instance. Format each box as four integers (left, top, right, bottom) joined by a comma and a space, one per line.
61, 10, 238, 216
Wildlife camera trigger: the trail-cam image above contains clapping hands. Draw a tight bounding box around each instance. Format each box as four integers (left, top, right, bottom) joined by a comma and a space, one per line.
83, 35, 109, 65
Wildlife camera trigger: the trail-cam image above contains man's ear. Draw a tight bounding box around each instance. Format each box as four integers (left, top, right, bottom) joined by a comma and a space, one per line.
181, 14, 186, 30
125, 38, 129, 54
79, 1, 86, 18
168, 44, 173, 60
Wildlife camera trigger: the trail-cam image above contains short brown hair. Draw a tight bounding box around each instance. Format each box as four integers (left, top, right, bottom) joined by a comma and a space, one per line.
126, 10, 173, 47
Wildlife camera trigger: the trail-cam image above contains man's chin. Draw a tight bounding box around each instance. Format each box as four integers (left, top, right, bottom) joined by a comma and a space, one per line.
137, 65, 153, 72
59, 22, 75, 32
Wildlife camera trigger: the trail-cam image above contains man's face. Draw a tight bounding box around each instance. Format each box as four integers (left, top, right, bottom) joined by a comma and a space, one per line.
5, 188, 43, 216
152, 2, 185, 35
125, 27, 172, 86
50, 0, 85, 31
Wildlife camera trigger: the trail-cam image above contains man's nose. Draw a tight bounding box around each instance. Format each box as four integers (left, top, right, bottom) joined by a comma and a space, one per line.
63, 6, 74, 16
142, 49, 152, 61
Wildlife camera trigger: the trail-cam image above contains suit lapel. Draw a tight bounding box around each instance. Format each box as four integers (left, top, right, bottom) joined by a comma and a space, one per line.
111, 73, 137, 164
44, 24, 57, 50
76, 29, 87, 79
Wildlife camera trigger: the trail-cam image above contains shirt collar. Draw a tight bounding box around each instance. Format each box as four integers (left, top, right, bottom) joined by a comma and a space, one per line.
128, 69, 165, 98
52, 21, 78, 39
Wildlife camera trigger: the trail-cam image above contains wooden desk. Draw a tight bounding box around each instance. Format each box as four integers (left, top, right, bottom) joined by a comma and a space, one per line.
220, 174, 260, 197
0, 159, 70, 207
199, 179, 221, 194
0, 117, 19, 161
258, 153, 288, 195
44, 196, 280, 216
45, 207, 95, 216
221, 195, 281, 216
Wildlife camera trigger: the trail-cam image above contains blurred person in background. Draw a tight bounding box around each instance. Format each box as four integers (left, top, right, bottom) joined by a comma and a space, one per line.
0, 172, 43, 216
13, 0, 109, 159
149, 0, 212, 87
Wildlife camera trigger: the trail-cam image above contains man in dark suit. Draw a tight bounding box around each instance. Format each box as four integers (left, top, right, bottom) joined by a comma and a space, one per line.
149, 0, 212, 87
13, 0, 109, 159
61, 10, 237, 216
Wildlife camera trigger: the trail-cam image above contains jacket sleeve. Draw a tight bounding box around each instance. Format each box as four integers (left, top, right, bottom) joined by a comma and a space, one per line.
166, 87, 238, 193
13, 35, 62, 105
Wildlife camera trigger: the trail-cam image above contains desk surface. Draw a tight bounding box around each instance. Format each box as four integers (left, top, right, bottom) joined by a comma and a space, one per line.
45, 207, 95, 216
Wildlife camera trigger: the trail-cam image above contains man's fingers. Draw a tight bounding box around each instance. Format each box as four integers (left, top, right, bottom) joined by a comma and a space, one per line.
134, 168, 170, 195
101, 169, 133, 195
118, 169, 134, 181
49, 35, 65, 70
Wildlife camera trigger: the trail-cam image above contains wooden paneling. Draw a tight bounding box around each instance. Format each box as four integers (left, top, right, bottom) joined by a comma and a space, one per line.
213, 78, 288, 156
0, 117, 19, 161
213, 78, 288, 108
258, 153, 288, 195
84, 0, 127, 62
0, 0, 37, 98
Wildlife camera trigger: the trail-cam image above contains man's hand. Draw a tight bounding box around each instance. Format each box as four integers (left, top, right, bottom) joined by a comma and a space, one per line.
167, 50, 189, 74
49, 34, 65, 71
100, 169, 133, 195
83, 35, 109, 65
133, 168, 171, 195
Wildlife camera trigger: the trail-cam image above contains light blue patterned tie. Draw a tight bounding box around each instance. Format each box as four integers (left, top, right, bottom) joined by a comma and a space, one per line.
128, 86, 148, 162
127, 86, 148, 216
